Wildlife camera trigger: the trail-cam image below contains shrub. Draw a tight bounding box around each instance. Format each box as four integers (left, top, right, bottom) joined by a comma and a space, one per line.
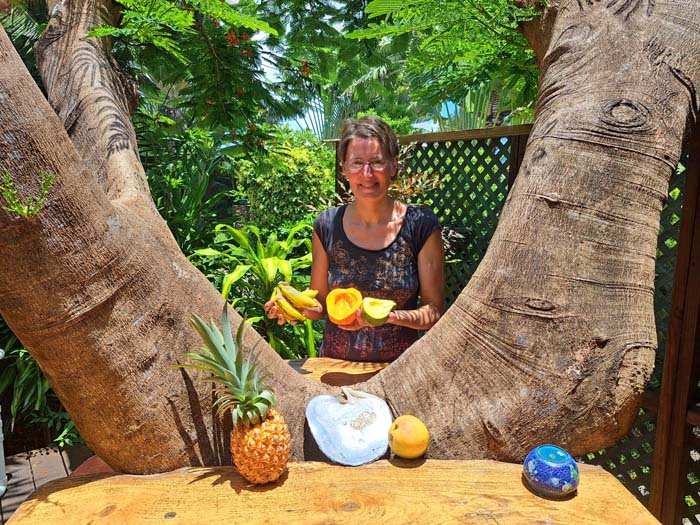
233, 127, 335, 231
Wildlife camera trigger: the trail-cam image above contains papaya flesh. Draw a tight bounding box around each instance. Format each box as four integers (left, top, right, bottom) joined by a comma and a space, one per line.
360, 297, 396, 326
326, 288, 363, 325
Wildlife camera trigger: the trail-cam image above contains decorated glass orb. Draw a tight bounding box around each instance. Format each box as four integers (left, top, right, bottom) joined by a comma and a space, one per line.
523, 444, 580, 498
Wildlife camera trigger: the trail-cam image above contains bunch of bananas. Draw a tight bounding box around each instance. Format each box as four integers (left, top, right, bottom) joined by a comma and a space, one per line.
271, 283, 320, 322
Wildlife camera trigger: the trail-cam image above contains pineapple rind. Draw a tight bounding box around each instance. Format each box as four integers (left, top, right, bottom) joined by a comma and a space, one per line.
231, 408, 291, 485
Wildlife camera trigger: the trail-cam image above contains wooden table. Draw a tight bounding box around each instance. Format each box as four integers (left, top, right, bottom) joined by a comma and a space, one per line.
287, 357, 388, 386
8, 459, 659, 524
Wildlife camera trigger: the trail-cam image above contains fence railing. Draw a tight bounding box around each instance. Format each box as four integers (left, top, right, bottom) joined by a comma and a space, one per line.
333, 124, 698, 525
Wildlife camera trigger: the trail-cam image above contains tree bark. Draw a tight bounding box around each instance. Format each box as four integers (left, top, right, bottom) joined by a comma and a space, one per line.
0, 0, 698, 473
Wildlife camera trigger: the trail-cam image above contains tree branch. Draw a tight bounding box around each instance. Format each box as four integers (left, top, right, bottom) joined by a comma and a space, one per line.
34, 0, 152, 209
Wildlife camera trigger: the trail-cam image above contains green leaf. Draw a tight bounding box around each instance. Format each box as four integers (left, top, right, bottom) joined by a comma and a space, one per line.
221, 265, 251, 298
193, 248, 226, 258
277, 259, 292, 283
187, 0, 278, 36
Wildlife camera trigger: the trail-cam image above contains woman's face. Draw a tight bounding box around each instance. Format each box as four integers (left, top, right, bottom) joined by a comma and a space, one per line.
342, 137, 397, 201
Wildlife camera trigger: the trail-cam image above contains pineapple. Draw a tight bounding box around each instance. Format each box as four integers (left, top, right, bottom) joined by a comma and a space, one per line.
184, 306, 290, 484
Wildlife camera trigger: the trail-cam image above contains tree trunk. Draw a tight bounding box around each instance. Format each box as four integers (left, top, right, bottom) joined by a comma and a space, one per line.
0, 0, 698, 473
0, 0, 325, 473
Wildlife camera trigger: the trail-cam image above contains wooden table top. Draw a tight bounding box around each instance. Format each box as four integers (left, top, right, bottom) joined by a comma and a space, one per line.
287, 357, 389, 386
8, 459, 659, 524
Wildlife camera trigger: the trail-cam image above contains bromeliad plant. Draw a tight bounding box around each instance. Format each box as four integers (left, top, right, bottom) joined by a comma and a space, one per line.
180, 307, 290, 484
190, 223, 319, 359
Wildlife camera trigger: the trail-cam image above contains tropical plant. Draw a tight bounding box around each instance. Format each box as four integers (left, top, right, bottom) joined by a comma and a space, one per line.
231, 127, 335, 231
0, 169, 56, 217
432, 82, 493, 131
0, 337, 82, 448
266, 0, 421, 138
138, 121, 239, 254
190, 223, 320, 358
0, 2, 46, 89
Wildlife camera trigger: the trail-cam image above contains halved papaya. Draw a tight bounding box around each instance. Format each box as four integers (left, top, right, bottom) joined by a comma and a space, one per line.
326, 287, 363, 325
361, 297, 396, 326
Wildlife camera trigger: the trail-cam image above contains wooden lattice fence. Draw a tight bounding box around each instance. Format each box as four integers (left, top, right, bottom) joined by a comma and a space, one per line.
396, 126, 529, 304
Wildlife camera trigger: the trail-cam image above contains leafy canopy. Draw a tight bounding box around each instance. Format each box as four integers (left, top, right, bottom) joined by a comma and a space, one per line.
348, 0, 541, 114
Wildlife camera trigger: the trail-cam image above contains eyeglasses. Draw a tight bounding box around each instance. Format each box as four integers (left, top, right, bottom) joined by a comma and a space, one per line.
342, 159, 389, 173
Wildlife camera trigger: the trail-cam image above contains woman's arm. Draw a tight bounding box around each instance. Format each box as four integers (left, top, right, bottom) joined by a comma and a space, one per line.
305, 231, 329, 320
387, 230, 445, 330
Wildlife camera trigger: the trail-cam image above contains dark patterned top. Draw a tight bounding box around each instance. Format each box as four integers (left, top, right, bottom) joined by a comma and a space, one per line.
314, 204, 441, 362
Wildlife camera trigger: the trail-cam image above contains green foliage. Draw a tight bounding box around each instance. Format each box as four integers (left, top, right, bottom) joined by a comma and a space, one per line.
102, 1, 296, 135
357, 110, 416, 136
137, 117, 239, 253
0, 326, 82, 448
232, 128, 335, 231
89, 0, 196, 63
349, 0, 540, 118
190, 223, 320, 358
90, 0, 276, 64
0, 169, 56, 217
433, 82, 492, 131
0, 3, 46, 89
266, 1, 422, 137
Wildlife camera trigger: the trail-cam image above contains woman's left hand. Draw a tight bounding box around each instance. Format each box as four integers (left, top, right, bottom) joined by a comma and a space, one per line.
337, 308, 371, 331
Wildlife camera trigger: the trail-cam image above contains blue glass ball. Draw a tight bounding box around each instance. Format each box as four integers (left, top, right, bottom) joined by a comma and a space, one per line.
523, 445, 579, 498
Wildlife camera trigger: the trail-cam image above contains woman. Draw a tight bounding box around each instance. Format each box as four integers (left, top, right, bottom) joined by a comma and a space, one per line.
267, 116, 445, 362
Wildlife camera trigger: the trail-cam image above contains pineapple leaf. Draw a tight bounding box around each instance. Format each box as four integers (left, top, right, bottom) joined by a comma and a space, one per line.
234, 313, 247, 375
180, 353, 235, 382
253, 402, 270, 418
257, 390, 275, 406
221, 305, 236, 365
182, 308, 277, 426
191, 312, 237, 373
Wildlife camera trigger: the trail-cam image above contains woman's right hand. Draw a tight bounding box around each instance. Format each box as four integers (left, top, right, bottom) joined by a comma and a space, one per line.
264, 299, 323, 326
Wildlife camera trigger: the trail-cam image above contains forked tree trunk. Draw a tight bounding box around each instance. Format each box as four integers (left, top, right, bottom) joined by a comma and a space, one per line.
0, 0, 698, 473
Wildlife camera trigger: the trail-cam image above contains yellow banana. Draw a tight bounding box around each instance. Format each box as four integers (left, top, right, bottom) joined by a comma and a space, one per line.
300, 288, 319, 299
274, 290, 306, 321
278, 284, 319, 310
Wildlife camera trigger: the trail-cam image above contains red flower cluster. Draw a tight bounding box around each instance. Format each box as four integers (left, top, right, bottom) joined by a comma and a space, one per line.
226, 30, 239, 46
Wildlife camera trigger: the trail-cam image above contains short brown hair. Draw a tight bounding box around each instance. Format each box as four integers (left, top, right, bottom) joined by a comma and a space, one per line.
338, 116, 399, 163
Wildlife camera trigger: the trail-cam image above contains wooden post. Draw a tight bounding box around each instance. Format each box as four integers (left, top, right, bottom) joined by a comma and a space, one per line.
508, 133, 529, 190
649, 124, 700, 523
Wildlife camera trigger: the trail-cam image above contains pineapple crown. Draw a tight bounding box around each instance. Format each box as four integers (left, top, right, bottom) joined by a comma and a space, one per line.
181, 305, 275, 428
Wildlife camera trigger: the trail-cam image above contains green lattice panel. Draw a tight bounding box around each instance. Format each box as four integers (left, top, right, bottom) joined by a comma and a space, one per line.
652, 154, 688, 390
680, 426, 700, 524
402, 138, 511, 304
577, 408, 657, 507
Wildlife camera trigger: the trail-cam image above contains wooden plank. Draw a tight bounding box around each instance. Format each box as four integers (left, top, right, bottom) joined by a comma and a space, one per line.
328, 125, 534, 145
1, 453, 35, 524
397, 124, 534, 145
26, 447, 68, 484
649, 124, 700, 523
508, 133, 529, 190
1, 446, 96, 523
287, 357, 388, 386
325, 125, 534, 145
8, 459, 659, 525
